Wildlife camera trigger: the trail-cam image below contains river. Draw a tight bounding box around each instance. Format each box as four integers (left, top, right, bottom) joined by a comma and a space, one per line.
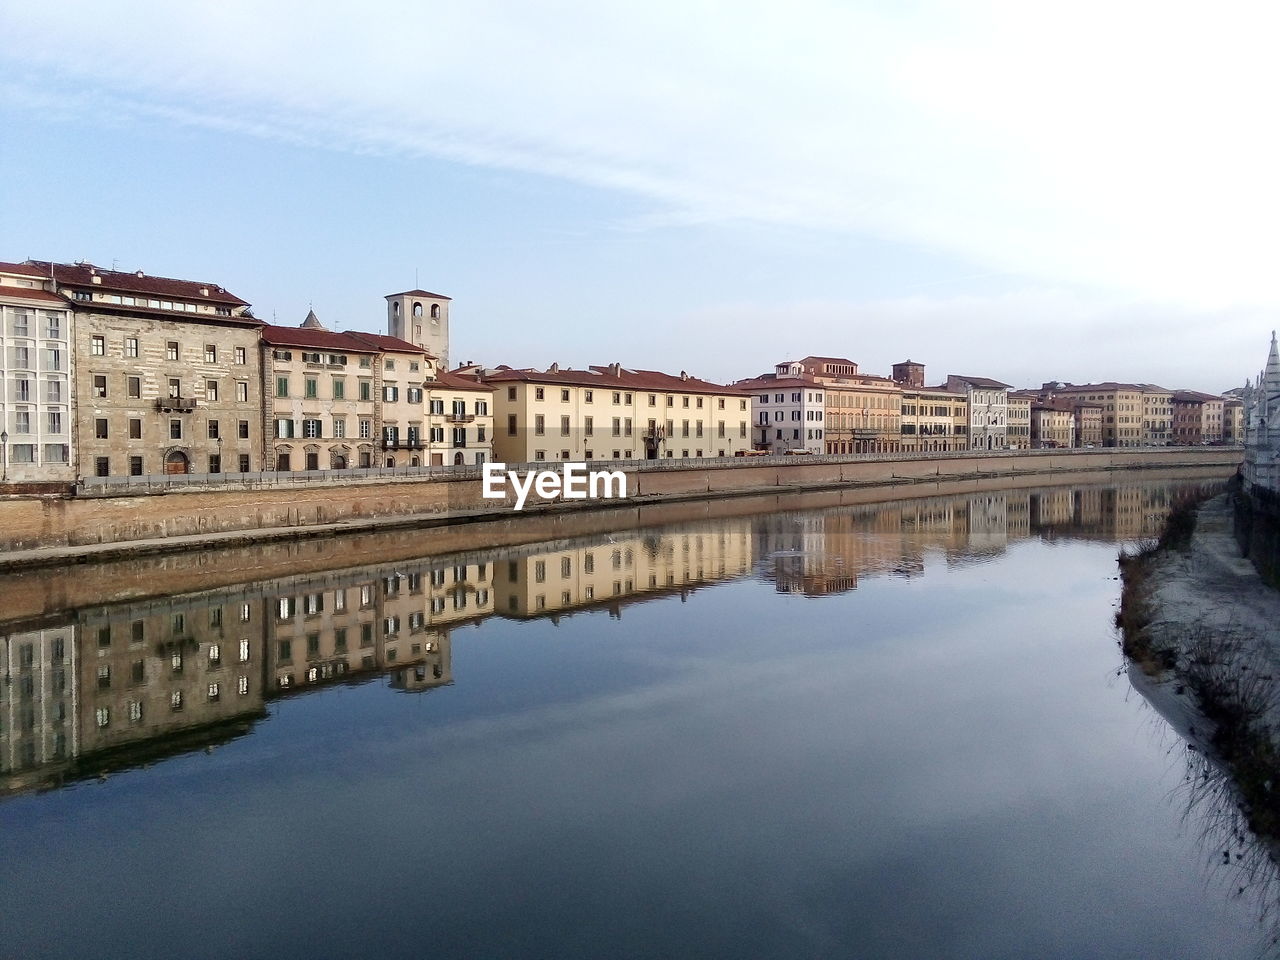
0, 476, 1270, 959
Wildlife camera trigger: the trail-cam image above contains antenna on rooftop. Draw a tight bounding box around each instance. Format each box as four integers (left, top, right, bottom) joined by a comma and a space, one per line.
415, 267, 419, 288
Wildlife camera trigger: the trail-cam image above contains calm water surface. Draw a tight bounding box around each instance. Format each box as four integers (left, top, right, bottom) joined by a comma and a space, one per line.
0, 479, 1267, 959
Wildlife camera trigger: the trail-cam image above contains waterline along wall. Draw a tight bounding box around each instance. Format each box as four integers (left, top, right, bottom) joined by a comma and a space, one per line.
0, 448, 1242, 558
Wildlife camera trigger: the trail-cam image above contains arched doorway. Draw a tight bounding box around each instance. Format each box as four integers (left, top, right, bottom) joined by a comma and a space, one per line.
331, 455, 348, 470
453, 452, 465, 465
164, 451, 190, 475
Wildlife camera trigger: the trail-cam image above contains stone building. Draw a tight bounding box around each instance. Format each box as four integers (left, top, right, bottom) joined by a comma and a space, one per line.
735, 373, 826, 455
34, 261, 264, 478
1224, 397, 1245, 444
0, 263, 75, 482
1039, 383, 1146, 447
482, 363, 751, 463
775, 358, 902, 454
946, 375, 1011, 450
898, 385, 968, 451
386, 289, 450, 370
1138, 385, 1173, 446
1172, 390, 1225, 445
424, 369, 494, 466
261, 319, 384, 471
1025, 398, 1076, 448
1006, 394, 1032, 449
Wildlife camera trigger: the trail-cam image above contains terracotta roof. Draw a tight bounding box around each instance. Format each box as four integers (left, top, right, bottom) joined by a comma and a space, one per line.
794, 355, 858, 367
260, 325, 376, 351
0, 285, 66, 305
0, 261, 54, 278
735, 376, 823, 391
482, 364, 744, 395
1172, 390, 1225, 403
947, 374, 1013, 390
343, 331, 425, 354
1046, 382, 1146, 393
432, 370, 496, 392
24, 260, 249, 306
71, 299, 262, 326
386, 289, 452, 300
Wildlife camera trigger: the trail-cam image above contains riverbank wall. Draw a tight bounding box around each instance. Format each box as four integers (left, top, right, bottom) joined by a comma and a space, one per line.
0, 448, 1240, 563
1117, 494, 1280, 868
1232, 479, 1280, 590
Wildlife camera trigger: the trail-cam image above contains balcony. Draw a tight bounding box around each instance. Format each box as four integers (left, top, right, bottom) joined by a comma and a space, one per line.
380, 439, 425, 451
445, 413, 475, 424
155, 396, 198, 413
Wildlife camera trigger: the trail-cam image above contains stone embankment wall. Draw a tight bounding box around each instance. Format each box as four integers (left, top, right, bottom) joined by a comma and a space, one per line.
0, 448, 1242, 555
1233, 480, 1280, 589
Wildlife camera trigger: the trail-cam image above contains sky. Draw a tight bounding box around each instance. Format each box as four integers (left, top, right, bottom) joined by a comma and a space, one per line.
2, 0, 1277, 392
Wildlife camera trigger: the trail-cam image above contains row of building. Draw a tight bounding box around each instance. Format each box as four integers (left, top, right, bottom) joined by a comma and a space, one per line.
0, 481, 1181, 796
0, 258, 1243, 483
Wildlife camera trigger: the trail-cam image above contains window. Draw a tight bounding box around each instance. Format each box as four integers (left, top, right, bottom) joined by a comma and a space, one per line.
235, 346, 246, 364
238, 419, 250, 439
534, 415, 545, 435
359, 381, 372, 401
95, 457, 110, 477
168, 378, 181, 399
238, 454, 250, 472
332, 379, 345, 400
306, 378, 319, 399
507, 414, 517, 436
166, 341, 179, 361
561, 388, 570, 402
46, 348, 62, 370
14, 411, 29, 434
91, 335, 105, 355
383, 385, 398, 402
170, 419, 182, 440
47, 411, 62, 434
129, 455, 143, 475
303, 419, 322, 439
561, 415, 570, 436
93, 375, 107, 398
508, 386, 517, 401
535, 387, 545, 400
127, 376, 141, 398
236, 381, 248, 402
208, 420, 220, 440
206, 380, 218, 401
95, 418, 109, 439
359, 419, 372, 439
333, 418, 346, 438
204, 344, 217, 363
276, 376, 289, 398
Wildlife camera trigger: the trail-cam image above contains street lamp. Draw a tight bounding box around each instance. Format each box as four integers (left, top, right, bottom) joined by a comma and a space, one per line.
1, 429, 8, 482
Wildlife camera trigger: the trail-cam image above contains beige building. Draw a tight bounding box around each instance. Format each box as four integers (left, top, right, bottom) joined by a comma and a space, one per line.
38, 261, 265, 478
482, 363, 752, 463
1007, 394, 1031, 449
0, 263, 75, 482
774, 358, 902, 454
1027, 400, 1076, 448
1224, 398, 1245, 444
1137, 385, 1173, 446
1041, 383, 1147, 447
262, 318, 384, 471
424, 370, 494, 466
897, 385, 968, 452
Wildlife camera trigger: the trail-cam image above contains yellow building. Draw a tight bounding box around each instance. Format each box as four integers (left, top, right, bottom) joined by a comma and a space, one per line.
482, 363, 752, 462
1044, 383, 1146, 447
898, 386, 968, 451
1007, 394, 1032, 449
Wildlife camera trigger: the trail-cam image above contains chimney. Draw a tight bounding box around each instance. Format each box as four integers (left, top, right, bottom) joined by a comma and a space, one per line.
609, 362, 621, 377
200, 287, 210, 296
548, 362, 559, 373
680, 370, 688, 381
136, 270, 145, 278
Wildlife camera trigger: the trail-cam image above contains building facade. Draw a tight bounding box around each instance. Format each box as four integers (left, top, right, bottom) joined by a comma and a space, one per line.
0, 263, 75, 482
385, 289, 450, 370
946, 375, 1011, 450
38, 261, 265, 478
484, 363, 751, 463
736, 375, 826, 455
1007, 394, 1031, 449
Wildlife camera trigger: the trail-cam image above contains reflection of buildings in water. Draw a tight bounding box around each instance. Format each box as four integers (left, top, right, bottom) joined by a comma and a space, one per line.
0, 480, 1210, 798
495, 526, 755, 618
0, 627, 77, 794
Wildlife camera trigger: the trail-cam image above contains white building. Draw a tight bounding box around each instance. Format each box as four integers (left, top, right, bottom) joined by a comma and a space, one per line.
736, 371, 826, 455
0, 263, 74, 483
946, 375, 1012, 451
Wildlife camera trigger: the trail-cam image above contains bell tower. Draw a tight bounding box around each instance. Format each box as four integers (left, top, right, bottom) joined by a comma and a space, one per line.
385, 289, 451, 370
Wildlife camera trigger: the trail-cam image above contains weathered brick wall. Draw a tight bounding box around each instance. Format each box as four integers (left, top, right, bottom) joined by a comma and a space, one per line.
0, 448, 1243, 553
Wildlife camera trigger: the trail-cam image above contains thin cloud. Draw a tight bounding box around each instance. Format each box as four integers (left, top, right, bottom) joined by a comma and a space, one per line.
5, 1, 1280, 309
